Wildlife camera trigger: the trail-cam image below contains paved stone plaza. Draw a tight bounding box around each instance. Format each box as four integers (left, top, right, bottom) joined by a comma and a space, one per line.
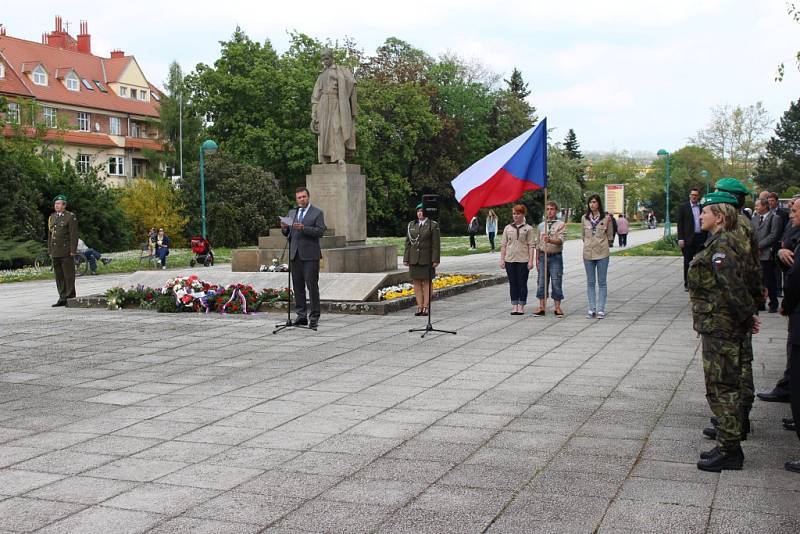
1, 231, 799, 533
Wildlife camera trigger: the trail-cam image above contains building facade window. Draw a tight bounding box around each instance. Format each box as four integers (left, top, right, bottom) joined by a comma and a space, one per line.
43, 107, 57, 128
65, 72, 79, 91
78, 112, 90, 132
109, 117, 121, 135
32, 65, 48, 86
119, 86, 128, 97
129, 121, 140, 138
77, 154, 91, 174
132, 159, 144, 178
0, 62, 5, 79
108, 156, 125, 176
130, 88, 138, 99
139, 91, 147, 101
6, 102, 19, 124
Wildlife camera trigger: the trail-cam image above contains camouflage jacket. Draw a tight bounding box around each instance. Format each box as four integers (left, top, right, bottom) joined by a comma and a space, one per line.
47, 211, 79, 258
689, 231, 756, 337
731, 212, 764, 307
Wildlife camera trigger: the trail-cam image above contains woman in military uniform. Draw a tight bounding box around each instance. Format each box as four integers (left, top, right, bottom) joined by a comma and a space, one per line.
689, 191, 760, 472
403, 203, 441, 316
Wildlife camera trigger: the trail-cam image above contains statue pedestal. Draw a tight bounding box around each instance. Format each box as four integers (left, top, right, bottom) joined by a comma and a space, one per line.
306, 164, 366, 245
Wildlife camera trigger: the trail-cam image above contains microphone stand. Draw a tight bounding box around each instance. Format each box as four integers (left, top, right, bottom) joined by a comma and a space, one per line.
273, 207, 310, 334
409, 223, 456, 338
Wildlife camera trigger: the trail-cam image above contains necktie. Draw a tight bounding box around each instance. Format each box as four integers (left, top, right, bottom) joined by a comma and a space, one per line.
760, 215, 764, 224
298, 208, 305, 222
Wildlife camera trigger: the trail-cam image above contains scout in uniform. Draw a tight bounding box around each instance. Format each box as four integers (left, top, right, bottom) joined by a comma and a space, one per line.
48, 194, 79, 307
689, 191, 760, 472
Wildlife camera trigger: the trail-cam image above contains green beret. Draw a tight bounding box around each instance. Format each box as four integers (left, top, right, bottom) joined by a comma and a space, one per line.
416, 203, 423, 210
53, 194, 67, 202
714, 177, 749, 195
701, 191, 739, 208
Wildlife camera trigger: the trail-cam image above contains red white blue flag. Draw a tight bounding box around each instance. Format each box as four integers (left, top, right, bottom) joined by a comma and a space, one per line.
451, 118, 547, 221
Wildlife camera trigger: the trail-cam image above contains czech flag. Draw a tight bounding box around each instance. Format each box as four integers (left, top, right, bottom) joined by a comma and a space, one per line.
451, 118, 547, 221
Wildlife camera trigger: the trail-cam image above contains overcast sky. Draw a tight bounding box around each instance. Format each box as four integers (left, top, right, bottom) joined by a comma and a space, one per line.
2, 0, 797, 154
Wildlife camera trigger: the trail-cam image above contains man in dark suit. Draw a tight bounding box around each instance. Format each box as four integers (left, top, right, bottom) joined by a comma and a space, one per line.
281, 187, 326, 328
769, 192, 790, 297
48, 194, 79, 307
751, 198, 782, 312
677, 188, 707, 290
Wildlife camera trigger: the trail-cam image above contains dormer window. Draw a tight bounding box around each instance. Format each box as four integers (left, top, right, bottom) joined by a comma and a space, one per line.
65, 72, 79, 92
119, 86, 128, 97
32, 65, 48, 86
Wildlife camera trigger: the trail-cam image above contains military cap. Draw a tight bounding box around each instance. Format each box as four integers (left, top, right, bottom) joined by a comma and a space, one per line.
53, 194, 67, 202
714, 177, 749, 195
701, 191, 739, 208
416, 203, 423, 210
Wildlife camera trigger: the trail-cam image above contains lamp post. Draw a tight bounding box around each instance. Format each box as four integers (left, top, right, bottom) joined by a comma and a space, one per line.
199, 139, 218, 239
700, 170, 709, 195
657, 149, 672, 238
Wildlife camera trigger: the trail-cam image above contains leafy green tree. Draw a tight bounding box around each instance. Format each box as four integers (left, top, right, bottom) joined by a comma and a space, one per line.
756, 99, 800, 195
776, 3, 800, 81
159, 61, 204, 178
119, 178, 188, 244
179, 152, 287, 247
504, 68, 531, 99
0, 137, 45, 241
646, 145, 720, 221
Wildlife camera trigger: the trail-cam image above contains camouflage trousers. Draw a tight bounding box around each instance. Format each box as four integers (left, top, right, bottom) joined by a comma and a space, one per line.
701, 335, 744, 451
739, 332, 754, 414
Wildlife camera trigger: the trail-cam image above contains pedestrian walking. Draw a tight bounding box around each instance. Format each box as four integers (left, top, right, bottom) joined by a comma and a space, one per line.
485, 210, 498, 252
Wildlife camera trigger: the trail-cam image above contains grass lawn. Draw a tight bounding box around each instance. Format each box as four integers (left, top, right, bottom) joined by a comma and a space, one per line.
0, 247, 236, 284
616, 238, 681, 257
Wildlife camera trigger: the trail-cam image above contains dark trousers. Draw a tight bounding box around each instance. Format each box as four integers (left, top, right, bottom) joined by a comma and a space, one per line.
506, 261, 530, 305
683, 233, 706, 287
84, 248, 102, 272
488, 232, 496, 251
618, 233, 627, 247
156, 247, 169, 266
791, 342, 800, 441
469, 233, 477, 249
52, 255, 76, 302
291, 258, 320, 320
775, 336, 793, 395
761, 259, 778, 311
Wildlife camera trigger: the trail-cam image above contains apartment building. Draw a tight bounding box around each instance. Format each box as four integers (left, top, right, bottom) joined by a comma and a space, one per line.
0, 16, 163, 185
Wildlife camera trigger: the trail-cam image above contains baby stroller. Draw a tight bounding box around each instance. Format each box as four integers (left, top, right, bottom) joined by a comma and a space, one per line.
189, 236, 214, 267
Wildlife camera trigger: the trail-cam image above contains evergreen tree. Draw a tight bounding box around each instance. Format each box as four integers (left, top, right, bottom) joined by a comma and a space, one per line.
756, 99, 800, 195
504, 67, 530, 99
564, 129, 583, 160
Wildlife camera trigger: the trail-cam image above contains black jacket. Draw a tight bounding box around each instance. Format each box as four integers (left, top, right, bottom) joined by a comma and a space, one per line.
677, 202, 702, 246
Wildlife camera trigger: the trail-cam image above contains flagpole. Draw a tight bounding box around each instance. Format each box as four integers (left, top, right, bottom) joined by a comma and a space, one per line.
543, 186, 549, 315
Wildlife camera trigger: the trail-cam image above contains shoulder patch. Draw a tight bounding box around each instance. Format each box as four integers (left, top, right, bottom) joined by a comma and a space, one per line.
712, 252, 727, 269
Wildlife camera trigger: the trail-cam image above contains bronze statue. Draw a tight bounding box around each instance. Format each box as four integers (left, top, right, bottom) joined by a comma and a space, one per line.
311, 48, 357, 164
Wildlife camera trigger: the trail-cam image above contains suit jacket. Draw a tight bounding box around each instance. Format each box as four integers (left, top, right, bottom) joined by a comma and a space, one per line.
751, 211, 781, 261
282, 205, 326, 261
47, 211, 78, 258
677, 201, 702, 246
404, 219, 441, 266
781, 241, 800, 344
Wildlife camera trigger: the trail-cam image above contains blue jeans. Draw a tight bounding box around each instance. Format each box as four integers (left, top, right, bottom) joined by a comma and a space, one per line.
506, 261, 530, 305
584, 257, 609, 313
536, 252, 564, 301
84, 248, 102, 272
156, 247, 169, 267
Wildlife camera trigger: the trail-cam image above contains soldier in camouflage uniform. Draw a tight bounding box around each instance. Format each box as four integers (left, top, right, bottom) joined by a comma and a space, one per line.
47, 194, 79, 307
702, 178, 763, 442
689, 191, 760, 472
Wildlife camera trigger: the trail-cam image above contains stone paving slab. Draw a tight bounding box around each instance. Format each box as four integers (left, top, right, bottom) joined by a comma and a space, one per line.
0, 239, 799, 532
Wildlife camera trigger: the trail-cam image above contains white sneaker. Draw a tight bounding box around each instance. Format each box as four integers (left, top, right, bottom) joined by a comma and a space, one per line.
597, 311, 606, 319
586, 310, 595, 318
162, 266, 166, 270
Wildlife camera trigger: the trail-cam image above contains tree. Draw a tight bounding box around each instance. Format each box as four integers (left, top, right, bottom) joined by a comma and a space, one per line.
503, 67, 530, 99
546, 145, 584, 217
179, 152, 286, 247
159, 61, 204, 178
646, 145, 720, 222
692, 102, 771, 179
776, 3, 800, 81
756, 99, 800, 195
564, 129, 583, 160
119, 178, 188, 246
0, 138, 45, 241
490, 68, 537, 147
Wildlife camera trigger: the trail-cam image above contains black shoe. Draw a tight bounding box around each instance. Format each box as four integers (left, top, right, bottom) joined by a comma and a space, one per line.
684, 287, 689, 292
786, 459, 800, 473
710, 416, 719, 427
700, 446, 720, 460
292, 317, 308, 326
52, 301, 66, 307
784, 420, 796, 431
101, 258, 112, 265
697, 446, 744, 472
702, 426, 717, 440
309, 321, 318, 330
757, 390, 791, 403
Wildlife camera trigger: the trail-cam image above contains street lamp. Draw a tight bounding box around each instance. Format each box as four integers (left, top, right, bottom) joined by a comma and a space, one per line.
700, 170, 710, 194
199, 139, 218, 239
657, 149, 672, 238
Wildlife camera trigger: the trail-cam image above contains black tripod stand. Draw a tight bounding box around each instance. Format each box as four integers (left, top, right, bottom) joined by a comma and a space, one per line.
273, 210, 312, 334
409, 264, 457, 338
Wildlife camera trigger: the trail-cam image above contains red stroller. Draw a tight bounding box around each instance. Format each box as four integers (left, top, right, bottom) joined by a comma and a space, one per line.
189, 236, 214, 267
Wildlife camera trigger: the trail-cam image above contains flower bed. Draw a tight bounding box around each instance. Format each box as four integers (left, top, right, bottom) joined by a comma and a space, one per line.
377, 273, 479, 301
106, 275, 291, 314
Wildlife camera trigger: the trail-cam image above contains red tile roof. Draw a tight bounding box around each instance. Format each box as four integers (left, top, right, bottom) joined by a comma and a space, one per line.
0, 35, 160, 118
125, 137, 164, 151
2, 125, 165, 152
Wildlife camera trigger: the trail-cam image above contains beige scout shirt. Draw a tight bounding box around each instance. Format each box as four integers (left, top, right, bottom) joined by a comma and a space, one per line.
501, 223, 536, 263
537, 219, 566, 254
581, 213, 614, 260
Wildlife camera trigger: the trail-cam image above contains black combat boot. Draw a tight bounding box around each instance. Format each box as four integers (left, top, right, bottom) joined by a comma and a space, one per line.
697, 445, 744, 472
700, 446, 720, 460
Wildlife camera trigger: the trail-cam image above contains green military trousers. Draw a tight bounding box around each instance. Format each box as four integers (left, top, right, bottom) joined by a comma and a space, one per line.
53, 256, 76, 302
739, 332, 754, 415
701, 334, 743, 451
